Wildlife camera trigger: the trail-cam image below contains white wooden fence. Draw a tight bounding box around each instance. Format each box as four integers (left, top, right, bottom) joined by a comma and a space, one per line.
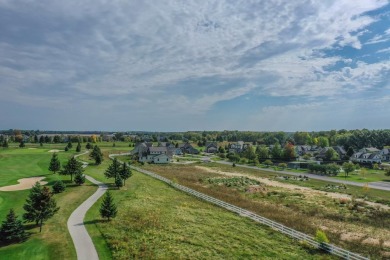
109, 154, 368, 260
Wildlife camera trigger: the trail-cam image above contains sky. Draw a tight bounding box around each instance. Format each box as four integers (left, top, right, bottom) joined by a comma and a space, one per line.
0, 0, 389, 132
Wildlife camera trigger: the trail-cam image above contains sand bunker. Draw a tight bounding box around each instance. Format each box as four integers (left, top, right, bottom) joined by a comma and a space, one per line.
0, 177, 47, 191
48, 149, 62, 153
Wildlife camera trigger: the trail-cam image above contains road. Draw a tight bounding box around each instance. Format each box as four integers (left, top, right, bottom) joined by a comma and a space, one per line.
215, 161, 390, 191
67, 151, 108, 260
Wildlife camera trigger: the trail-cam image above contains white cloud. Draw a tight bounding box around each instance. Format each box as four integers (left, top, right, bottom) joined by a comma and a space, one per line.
0, 0, 389, 128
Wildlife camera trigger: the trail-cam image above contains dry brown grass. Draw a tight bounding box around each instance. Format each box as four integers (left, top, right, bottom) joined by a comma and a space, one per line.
142, 163, 390, 258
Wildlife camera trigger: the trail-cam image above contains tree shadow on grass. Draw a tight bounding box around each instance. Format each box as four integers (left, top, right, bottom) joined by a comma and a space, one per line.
83, 219, 106, 226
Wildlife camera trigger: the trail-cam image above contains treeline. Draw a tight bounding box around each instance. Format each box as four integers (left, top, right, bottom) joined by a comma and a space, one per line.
2, 129, 390, 150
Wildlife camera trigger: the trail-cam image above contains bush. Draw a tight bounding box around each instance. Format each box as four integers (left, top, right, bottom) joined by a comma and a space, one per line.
385, 168, 390, 176
278, 163, 287, 169
52, 180, 66, 193
263, 159, 273, 167
315, 229, 330, 252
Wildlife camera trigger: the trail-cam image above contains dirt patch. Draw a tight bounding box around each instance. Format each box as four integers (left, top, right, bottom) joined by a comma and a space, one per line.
0, 177, 47, 191
383, 240, 390, 248
361, 237, 381, 246
195, 166, 390, 210
48, 149, 62, 153
340, 232, 365, 242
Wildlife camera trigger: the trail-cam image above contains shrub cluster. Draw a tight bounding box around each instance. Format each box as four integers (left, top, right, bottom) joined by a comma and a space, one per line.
308, 163, 340, 176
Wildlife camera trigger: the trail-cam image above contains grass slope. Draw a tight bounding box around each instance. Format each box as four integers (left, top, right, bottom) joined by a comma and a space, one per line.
85, 171, 330, 259
0, 147, 97, 259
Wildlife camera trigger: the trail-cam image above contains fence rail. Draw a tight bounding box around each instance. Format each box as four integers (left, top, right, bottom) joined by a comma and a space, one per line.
109, 153, 368, 260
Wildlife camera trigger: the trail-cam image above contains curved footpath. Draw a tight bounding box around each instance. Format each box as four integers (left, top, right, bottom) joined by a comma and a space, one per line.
67, 152, 108, 260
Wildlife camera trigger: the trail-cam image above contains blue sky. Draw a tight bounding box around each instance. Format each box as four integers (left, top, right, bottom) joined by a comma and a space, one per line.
0, 0, 389, 132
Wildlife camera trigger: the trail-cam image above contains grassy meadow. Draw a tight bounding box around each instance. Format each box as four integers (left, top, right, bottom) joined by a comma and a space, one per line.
85, 171, 332, 259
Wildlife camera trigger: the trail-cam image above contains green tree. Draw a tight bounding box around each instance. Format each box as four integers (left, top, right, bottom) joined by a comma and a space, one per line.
100, 191, 117, 221
2, 139, 9, 148
74, 172, 85, 185
52, 180, 66, 193
19, 140, 25, 148
342, 162, 355, 178
120, 162, 132, 185
67, 142, 72, 149
278, 163, 287, 169
23, 182, 59, 232
325, 148, 339, 161
263, 159, 273, 167
385, 168, 390, 176
271, 143, 283, 159
90, 145, 103, 165
60, 157, 84, 182
105, 158, 121, 179
360, 167, 368, 179
76, 142, 81, 152
86, 142, 92, 149
0, 209, 28, 244
256, 145, 269, 161
245, 146, 257, 164
283, 143, 296, 161
48, 153, 61, 174
115, 175, 123, 189
317, 136, 329, 148
64, 146, 69, 152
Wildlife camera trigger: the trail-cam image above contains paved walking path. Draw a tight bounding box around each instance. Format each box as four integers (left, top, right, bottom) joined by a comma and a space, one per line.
215, 161, 390, 191
67, 152, 108, 260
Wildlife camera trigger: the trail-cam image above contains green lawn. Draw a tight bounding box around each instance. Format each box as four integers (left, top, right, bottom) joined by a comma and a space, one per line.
0, 147, 97, 259
85, 170, 331, 259
332, 169, 390, 183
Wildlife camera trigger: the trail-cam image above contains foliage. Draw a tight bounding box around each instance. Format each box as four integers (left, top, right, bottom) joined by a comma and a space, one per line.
19, 141, 25, 148
23, 182, 59, 232
342, 162, 356, 178
76, 142, 81, 152
74, 173, 86, 185
271, 142, 283, 159
105, 158, 121, 179
317, 137, 329, 148
67, 142, 72, 149
372, 163, 379, 170
256, 145, 269, 160
227, 153, 240, 162
385, 168, 390, 176
278, 163, 287, 169
308, 163, 340, 176
0, 209, 28, 244
86, 142, 92, 149
64, 146, 69, 152
115, 175, 123, 189
263, 159, 273, 167
206, 177, 260, 190
283, 143, 296, 161
99, 191, 117, 221
324, 147, 339, 161
120, 162, 132, 185
48, 153, 61, 174
315, 229, 329, 244
52, 180, 66, 193
90, 145, 103, 165
60, 156, 84, 181
2, 139, 9, 148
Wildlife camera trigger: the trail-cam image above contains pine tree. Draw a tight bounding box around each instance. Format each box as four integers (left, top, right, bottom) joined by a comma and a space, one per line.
48, 153, 61, 174
60, 157, 84, 181
0, 209, 28, 244
23, 183, 59, 232
74, 173, 86, 185
99, 191, 117, 221
64, 146, 69, 152
115, 174, 123, 189
104, 158, 121, 179
76, 142, 81, 152
19, 140, 25, 148
52, 180, 66, 193
120, 162, 132, 185
86, 142, 92, 149
67, 142, 72, 149
90, 145, 103, 165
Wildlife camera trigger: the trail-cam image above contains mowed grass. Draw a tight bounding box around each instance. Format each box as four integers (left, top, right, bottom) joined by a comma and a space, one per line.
0, 147, 97, 259
85, 171, 331, 259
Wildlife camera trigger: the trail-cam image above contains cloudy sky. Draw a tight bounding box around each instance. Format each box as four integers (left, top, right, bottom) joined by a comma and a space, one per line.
1, 0, 389, 132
